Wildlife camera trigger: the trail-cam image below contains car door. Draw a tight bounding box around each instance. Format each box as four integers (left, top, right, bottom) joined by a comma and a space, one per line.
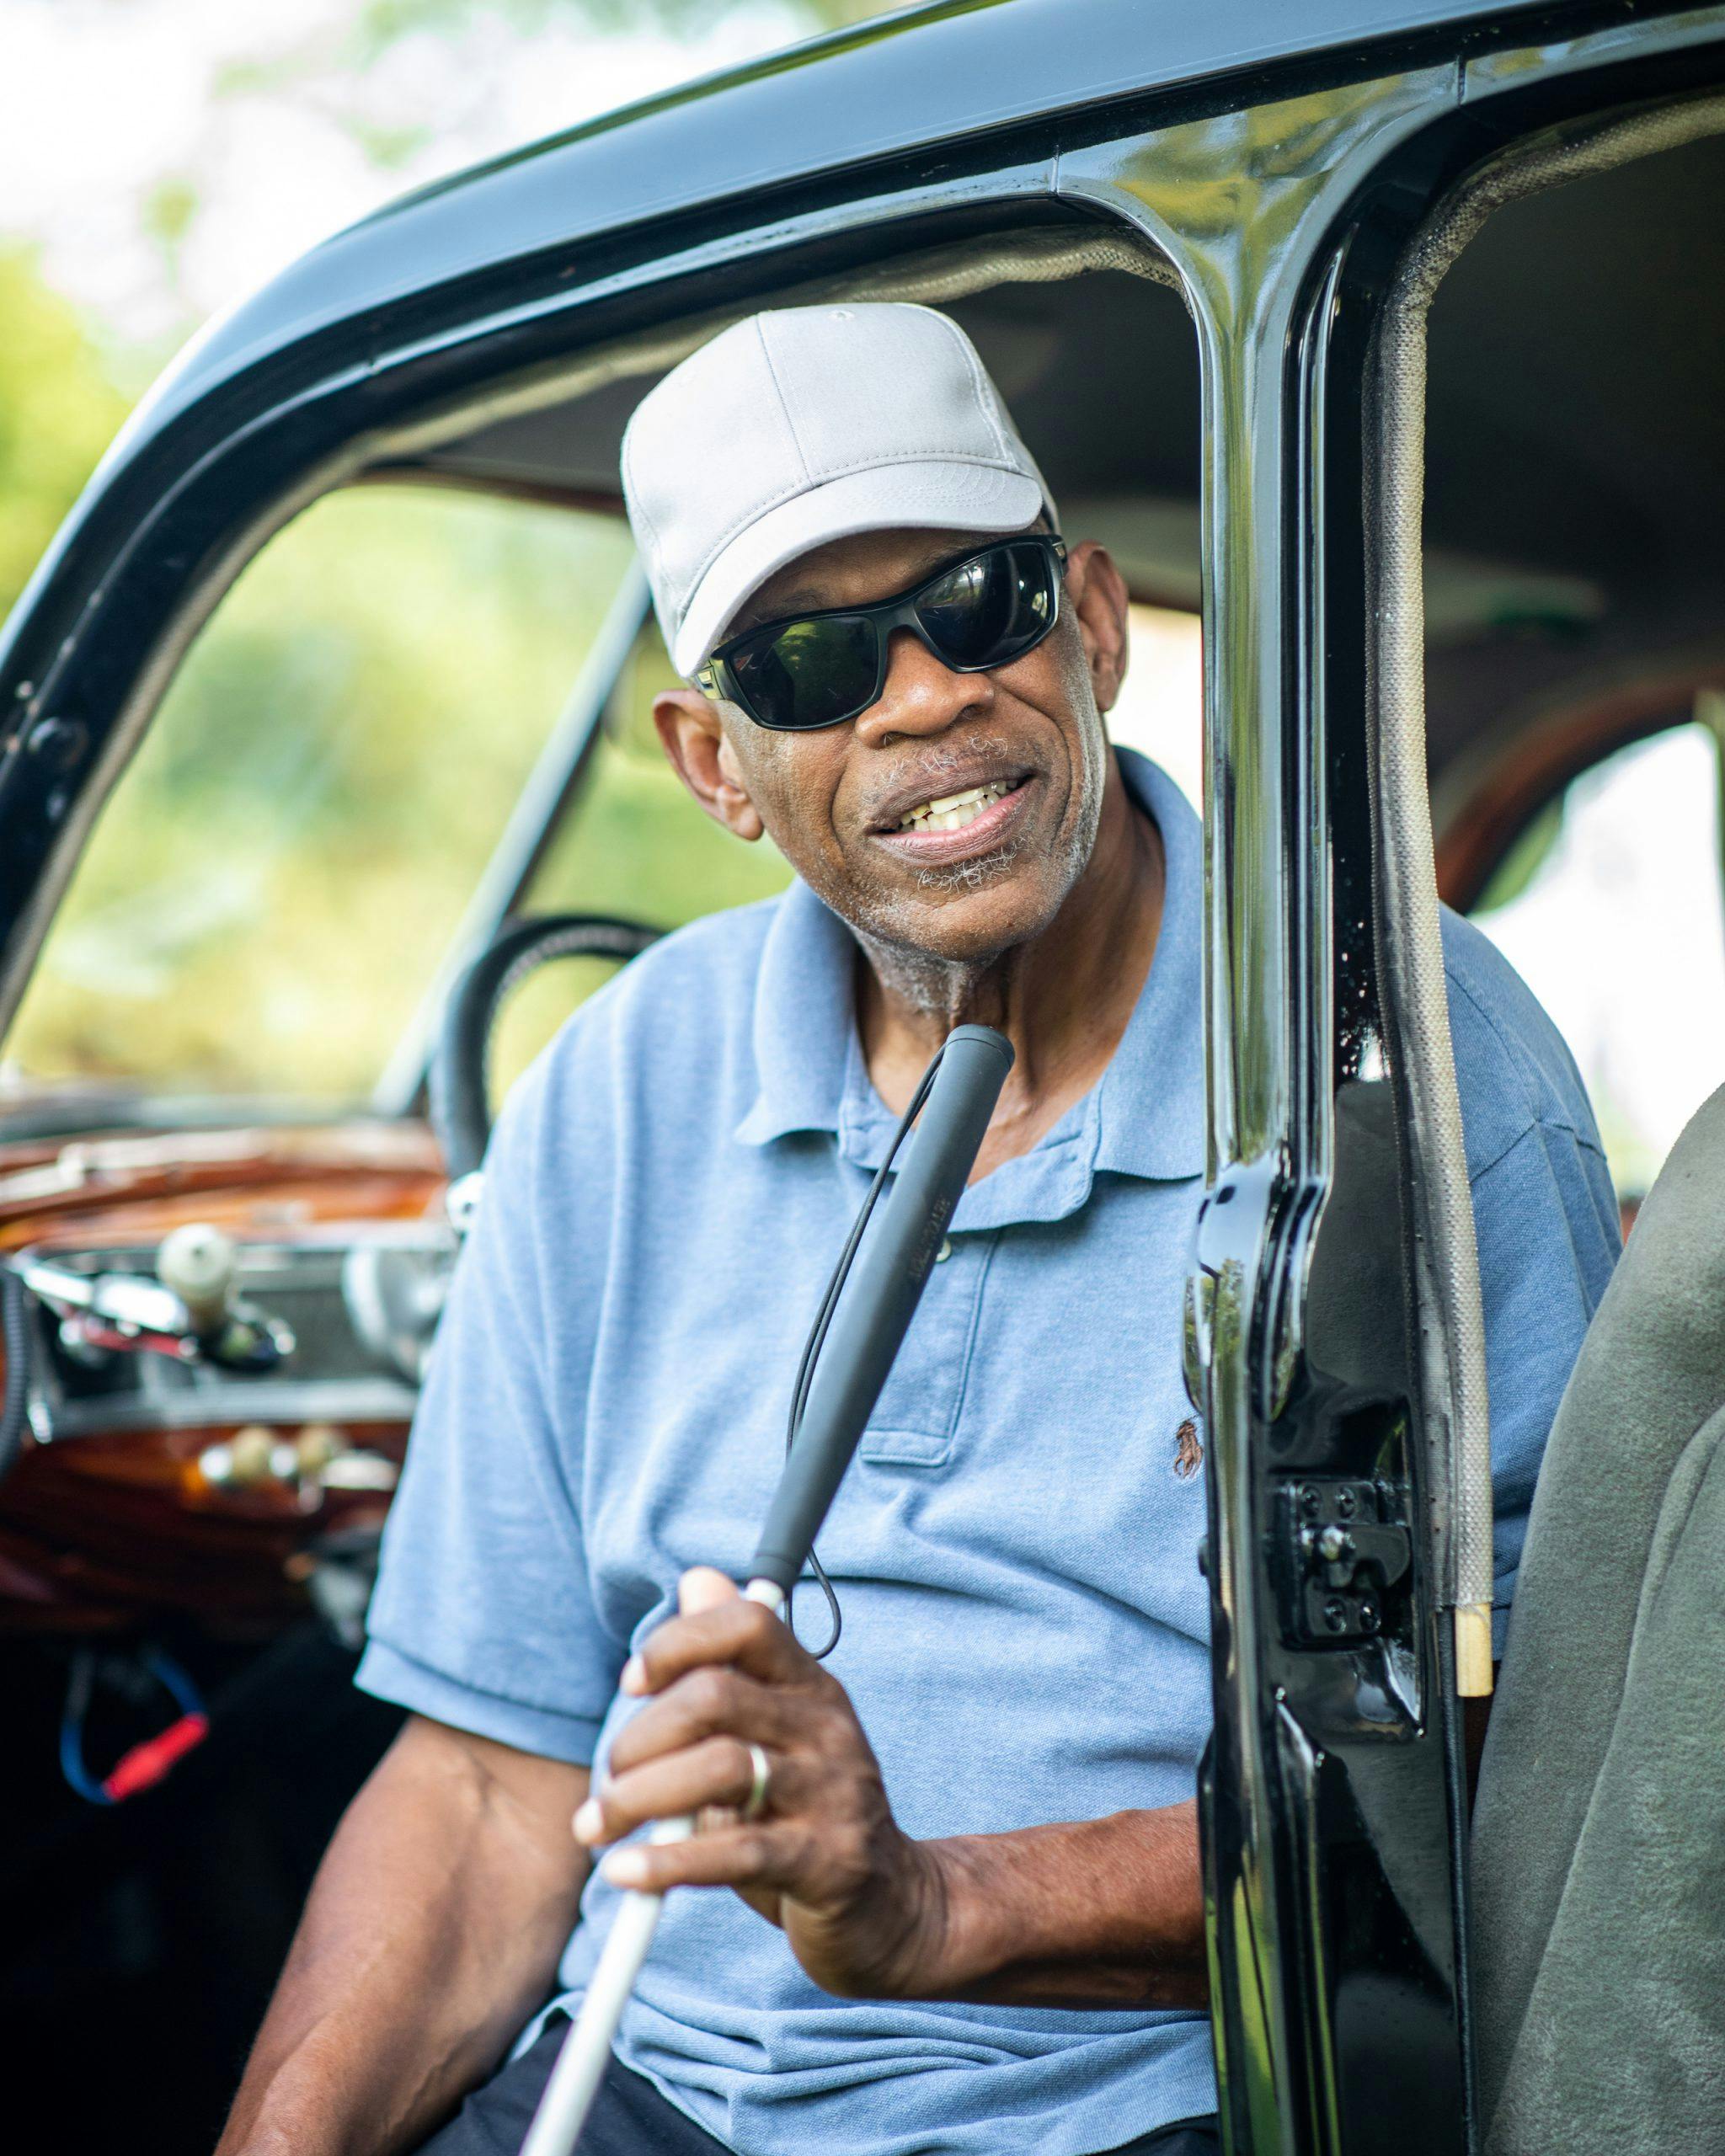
1058, 10, 1725, 2154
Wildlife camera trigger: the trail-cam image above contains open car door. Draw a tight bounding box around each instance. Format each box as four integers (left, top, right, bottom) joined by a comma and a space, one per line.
1101, 9, 1725, 2153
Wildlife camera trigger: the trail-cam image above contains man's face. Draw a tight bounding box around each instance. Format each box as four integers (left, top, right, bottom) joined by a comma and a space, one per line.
656, 526, 1129, 968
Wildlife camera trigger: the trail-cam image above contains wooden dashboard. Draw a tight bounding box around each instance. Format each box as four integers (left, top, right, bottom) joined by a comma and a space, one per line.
0, 1118, 449, 1635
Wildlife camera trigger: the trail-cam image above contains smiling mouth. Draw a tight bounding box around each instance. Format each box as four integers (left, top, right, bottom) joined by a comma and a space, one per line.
895, 777, 1022, 832
872, 771, 1037, 865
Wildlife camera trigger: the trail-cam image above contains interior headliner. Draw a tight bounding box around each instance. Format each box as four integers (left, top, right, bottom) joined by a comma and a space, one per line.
394, 126, 1725, 868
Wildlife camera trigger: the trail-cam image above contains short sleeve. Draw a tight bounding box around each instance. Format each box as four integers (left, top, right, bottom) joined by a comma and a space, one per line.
1470, 1120, 1621, 1649
356, 1052, 622, 1764
1439, 913, 1623, 1649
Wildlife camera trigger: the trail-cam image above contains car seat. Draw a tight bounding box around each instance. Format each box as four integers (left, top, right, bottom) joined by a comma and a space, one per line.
1471, 1081, 1725, 2152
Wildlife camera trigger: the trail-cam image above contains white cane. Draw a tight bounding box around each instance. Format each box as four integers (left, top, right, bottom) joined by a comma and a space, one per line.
517, 1024, 1014, 2156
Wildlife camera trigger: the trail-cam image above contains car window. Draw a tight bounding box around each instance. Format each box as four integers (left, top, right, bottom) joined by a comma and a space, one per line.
484, 620, 798, 1097
1469, 712, 1725, 1216
0, 487, 636, 1119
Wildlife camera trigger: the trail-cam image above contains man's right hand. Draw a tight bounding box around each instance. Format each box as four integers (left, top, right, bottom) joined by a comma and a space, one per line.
576, 1567, 946, 2002
216, 1716, 589, 2156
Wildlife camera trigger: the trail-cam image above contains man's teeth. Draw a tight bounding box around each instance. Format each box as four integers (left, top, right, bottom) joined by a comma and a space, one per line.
895, 779, 1015, 833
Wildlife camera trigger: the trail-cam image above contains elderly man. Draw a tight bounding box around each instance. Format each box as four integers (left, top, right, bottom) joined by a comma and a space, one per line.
216, 305, 1620, 2156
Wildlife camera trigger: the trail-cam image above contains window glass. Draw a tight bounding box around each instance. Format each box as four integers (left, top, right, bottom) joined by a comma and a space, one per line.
2, 488, 635, 1117
1470, 718, 1725, 1205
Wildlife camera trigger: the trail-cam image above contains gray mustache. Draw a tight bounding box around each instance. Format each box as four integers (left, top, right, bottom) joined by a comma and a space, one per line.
863, 735, 1021, 816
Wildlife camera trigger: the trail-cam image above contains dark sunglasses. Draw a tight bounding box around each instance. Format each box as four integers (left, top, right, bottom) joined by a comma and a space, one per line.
696, 532, 1068, 732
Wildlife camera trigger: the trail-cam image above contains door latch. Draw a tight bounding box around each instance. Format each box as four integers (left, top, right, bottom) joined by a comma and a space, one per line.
1272, 1476, 1412, 1645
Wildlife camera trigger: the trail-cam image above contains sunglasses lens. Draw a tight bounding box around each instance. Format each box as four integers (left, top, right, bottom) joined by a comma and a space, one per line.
729, 615, 879, 730
718, 539, 1060, 728
916, 540, 1058, 668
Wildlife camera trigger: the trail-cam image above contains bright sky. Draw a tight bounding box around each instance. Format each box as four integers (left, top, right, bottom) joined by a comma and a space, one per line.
0, 0, 814, 341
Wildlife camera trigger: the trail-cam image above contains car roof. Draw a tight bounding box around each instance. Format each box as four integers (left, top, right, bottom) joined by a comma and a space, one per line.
154, 0, 1546, 424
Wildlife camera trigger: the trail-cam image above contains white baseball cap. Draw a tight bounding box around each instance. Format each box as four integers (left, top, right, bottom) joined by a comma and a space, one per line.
621, 302, 1056, 677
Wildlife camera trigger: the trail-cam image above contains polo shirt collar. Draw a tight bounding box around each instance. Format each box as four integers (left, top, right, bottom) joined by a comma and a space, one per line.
734, 747, 1204, 1223
732, 878, 857, 1150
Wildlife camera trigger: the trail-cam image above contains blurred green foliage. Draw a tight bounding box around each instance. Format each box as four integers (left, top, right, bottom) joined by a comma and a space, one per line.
0, 251, 129, 610
7, 460, 788, 1109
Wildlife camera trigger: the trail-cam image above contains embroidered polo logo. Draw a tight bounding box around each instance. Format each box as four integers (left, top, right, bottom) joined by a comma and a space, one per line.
1174, 1419, 1204, 1479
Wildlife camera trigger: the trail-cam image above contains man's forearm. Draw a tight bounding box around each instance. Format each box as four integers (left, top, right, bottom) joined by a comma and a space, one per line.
915, 1801, 1208, 2011
217, 1716, 589, 2156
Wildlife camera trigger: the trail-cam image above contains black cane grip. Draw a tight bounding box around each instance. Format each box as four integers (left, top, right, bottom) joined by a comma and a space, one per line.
745, 1025, 1013, 1596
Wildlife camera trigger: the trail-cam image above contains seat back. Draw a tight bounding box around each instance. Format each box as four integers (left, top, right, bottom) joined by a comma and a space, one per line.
1472, 1081, 1725, 2151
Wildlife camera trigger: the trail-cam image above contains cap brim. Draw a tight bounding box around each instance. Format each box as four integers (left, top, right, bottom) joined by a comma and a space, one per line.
672, 460, 1045, 676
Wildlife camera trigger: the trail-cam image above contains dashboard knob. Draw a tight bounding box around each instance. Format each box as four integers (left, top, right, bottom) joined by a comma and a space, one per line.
198, 1423, 279, 1490
158, 1222, 238, 1333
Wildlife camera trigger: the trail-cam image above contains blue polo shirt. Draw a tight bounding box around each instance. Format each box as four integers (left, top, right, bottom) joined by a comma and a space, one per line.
358, 750, 1618, 2156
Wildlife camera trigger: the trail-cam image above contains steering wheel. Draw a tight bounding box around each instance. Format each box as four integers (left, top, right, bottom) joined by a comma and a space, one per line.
430, 914, 661, 1207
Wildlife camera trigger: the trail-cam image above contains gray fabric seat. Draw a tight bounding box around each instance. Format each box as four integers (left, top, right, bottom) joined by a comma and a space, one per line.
1471, 1081, 1725, 2153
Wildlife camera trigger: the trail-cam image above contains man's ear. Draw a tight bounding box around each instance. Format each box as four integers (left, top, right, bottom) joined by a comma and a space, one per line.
653, 688, 766, 843
1063, 541, 1130, 716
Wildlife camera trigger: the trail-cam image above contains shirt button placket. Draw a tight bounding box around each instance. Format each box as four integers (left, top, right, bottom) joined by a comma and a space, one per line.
859, 1230, 992, 1466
